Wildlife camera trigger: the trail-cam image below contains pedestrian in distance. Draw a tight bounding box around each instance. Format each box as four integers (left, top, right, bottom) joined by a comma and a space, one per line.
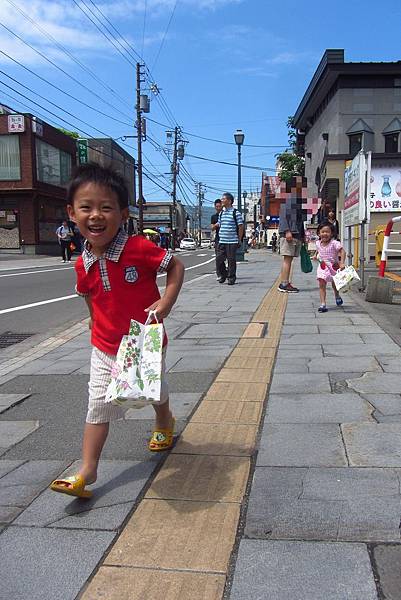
271, 231, 278, 253
312, 222, 346, 313
216, 192, 244, 285
327, 209, 340, 240
50, 164, 184, 499
56, 219, 74, 262
278, 196, 305, 293
210, 198, 223, 280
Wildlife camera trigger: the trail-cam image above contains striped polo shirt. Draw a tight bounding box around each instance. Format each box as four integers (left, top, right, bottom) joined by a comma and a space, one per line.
218, 207, 244, 244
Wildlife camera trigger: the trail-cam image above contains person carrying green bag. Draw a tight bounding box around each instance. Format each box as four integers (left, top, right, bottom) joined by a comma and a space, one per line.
300, 243, 313, 273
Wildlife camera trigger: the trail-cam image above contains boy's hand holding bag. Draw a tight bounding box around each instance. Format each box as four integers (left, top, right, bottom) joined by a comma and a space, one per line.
105, 310, 163, 409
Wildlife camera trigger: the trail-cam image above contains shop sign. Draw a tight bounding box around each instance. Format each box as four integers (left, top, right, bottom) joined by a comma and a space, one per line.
370, 163, 401, 212
7, 115, 25, 133
77, 139, 88, 164
32, 118, 43, 136
344, 151, 371, 226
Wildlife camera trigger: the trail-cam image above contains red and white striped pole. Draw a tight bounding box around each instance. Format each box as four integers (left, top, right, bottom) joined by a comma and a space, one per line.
379, 216, 401, 277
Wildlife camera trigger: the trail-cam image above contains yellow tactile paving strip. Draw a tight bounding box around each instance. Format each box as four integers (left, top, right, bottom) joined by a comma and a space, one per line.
81, 279, 287, 600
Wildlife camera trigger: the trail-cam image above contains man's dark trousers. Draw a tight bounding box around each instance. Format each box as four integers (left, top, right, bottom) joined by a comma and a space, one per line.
216, 243, 237, 281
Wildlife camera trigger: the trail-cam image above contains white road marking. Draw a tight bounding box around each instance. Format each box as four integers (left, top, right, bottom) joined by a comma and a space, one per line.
0, 267, 74, 278
0, 295, 78, 315
196, 253, 207, 257
1, 257, 216, 314
0, 261, 69, 272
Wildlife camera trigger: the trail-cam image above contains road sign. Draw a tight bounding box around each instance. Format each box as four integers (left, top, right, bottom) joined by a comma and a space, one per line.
77, 139, 88, 164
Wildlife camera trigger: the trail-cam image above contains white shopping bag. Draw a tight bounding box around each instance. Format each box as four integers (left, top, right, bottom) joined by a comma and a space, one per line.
333, 265, 360, 293
105, 311, 163, 408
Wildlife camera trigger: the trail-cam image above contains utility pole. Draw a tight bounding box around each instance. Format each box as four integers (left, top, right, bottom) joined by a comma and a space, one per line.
136, 62, 145, 234
196, 182, 204, 247
171, 126, 179, 249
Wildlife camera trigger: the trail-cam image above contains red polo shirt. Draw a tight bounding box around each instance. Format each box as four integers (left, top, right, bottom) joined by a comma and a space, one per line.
75, 231, 171, 355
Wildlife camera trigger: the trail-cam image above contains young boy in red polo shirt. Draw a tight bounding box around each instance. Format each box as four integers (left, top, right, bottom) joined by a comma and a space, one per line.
50, 164, 184, 499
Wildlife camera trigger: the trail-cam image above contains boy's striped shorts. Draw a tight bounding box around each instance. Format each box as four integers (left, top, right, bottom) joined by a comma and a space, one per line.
87, 346, 169, 424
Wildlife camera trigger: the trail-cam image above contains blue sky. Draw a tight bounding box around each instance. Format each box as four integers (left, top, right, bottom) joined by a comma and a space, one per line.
0, 0, 400, 209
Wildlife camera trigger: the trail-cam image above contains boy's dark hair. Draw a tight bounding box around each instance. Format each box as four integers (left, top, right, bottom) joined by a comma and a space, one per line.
317, 221, 336, 236
222, 192, 234, 205
67, 163, 129, 209
214, 198, 222, 206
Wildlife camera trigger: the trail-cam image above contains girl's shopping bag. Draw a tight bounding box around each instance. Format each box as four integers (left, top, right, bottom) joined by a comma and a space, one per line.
105, 312, 163, 409
333, 265, 360, 293
300, 243, 313, 273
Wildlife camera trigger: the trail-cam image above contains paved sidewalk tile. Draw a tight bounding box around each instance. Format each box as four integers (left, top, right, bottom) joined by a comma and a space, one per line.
274, 359, 309, 373
173, 423, 258, 456
308, 356, 381, 373
257, 424, 347, 467
225, 356, 273, 369
228, 347, 276, 359
347, 373, 401, 394
14, 460, 157, 530
0, 527, 115, 600
125, 392, 201, 421
362, 394, 401, 415
0, 459, 25, 478
82, 567, 225, 600
342, 423, 401, 466
0, 420, 39, 450
324, 344, 401, 357
192, 400, 262, 424
377, 356, 401, 373
276, 345, 323, 359
181, 323, 246, 338
265, 393, 373, 423
230, 540, 378, 600
245, 467, 401, 542
281, 333, 363, 345
205, 382, 267, 402
0, 393, 30, 413
269, 373, 331, 394
373, 545, 401, 600
105, 499, 239, 573
145, 454, 250, 503
216, 367, 271, 384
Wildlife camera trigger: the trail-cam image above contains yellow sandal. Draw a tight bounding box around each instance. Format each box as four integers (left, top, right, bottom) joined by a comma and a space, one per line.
50, 474, 93, 499
148, 418, 175, 452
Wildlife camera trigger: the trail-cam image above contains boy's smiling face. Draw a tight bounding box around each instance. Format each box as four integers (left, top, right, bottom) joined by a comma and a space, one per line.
68, 182, 128, 256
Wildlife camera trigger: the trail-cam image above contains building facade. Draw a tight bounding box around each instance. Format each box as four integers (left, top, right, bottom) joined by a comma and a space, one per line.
0, 111, 77, 254
293, 49, 401, 254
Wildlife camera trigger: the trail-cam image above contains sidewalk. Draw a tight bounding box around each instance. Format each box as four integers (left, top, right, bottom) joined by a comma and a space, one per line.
0, 251, 400, 599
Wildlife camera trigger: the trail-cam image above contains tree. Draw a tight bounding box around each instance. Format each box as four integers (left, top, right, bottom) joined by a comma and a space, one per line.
58, 128, 80, 139
276, 116, 304, 182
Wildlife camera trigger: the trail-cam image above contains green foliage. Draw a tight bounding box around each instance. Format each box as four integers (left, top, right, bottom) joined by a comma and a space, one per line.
58, 128, 80, 139
276, 116, 305, 182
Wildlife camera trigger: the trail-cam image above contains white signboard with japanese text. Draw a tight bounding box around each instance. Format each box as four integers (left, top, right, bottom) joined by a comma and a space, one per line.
370, 163, 401, 212
344, 151, 371, 227
7, 115, 25, 133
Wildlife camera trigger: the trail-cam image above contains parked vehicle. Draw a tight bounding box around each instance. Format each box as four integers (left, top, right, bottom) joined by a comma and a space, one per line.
180, 237, 197, 250
200, 239, 212, 249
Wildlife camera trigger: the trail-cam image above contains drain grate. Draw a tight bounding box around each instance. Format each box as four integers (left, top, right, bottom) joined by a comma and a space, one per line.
0, 331, 33, 349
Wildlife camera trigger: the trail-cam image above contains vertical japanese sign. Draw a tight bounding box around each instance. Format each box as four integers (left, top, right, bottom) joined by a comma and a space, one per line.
77, 139, 88, 164
344, 151, 369, 227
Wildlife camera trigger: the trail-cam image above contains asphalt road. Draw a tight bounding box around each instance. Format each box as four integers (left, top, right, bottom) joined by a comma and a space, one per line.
0, 248, 215, 340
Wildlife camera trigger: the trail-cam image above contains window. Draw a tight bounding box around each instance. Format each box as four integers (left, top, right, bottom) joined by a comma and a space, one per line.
36, 139, 71, 186
349, 134, 362, 156
0, 135, 21, 180
385, 133, 399, 153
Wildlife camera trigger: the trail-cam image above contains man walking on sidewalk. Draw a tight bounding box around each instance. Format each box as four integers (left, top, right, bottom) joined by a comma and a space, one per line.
278, 195, 305, 293
211, 198, 223, 280
216, 192, 244, 285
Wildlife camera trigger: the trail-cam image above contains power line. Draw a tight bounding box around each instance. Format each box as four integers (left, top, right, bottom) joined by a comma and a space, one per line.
0, 51, 132, 126
151, 0, 179, 71
186, 153, 276, 172
0, 20, 134, 121
4, 0, 133, 113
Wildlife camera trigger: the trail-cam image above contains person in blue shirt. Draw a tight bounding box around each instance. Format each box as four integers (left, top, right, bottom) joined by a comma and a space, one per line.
216, 192, 244, 285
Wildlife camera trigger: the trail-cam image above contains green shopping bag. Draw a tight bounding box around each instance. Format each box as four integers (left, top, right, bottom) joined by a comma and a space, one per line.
300, 244, 313, 273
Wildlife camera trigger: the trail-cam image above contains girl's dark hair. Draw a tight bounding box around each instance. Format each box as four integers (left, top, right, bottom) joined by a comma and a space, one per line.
317, 221, 336, 236
67, 163, 129, 209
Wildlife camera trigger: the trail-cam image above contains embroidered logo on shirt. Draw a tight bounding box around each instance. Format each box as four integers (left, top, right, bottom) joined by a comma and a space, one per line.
124, 266, 138, 283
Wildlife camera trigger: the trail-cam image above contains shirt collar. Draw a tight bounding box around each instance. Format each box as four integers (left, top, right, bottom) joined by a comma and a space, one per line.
82, 228, 129, 273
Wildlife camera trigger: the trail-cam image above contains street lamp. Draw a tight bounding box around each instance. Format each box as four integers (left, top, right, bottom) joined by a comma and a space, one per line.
234, 130, 245, 260
234, 130, 245, 214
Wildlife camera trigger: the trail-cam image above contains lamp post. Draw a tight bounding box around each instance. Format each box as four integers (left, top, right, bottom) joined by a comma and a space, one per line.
234, 130, 245, 260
